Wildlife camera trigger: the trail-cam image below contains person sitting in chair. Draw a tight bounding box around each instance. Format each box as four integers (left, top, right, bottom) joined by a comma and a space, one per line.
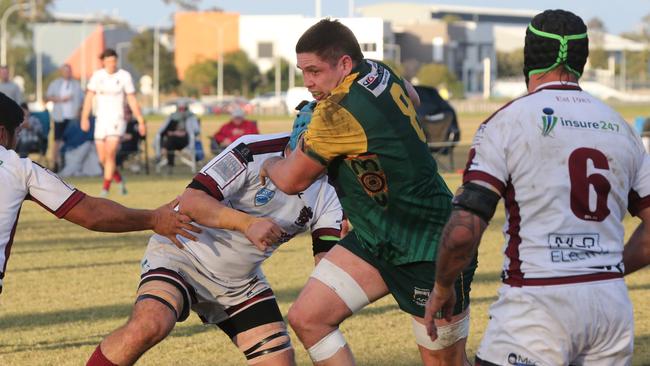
15, 103, 46, 158
117, 104, 143, 172
156, 100, 199, 170
211, 108, 258, 154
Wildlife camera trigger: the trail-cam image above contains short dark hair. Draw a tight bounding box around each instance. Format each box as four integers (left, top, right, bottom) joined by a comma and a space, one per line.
524, 9, 589, 80
296, 19, 364, 66
100, 48, 118, 59
0, 92, 24, 135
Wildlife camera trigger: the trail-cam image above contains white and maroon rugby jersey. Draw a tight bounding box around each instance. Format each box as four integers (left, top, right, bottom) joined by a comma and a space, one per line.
0, 146, 85, 292
465, 81, 650, 285
152, 133, 343, 288
86, 68, 135, 125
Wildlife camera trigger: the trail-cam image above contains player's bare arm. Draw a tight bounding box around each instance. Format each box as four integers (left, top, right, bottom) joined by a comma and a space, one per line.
62, 196, 200, 247
126, 93, 146, 136
178, 187, 284, 251
424, 180, 500, 340
80, 89, 95, 132
623, 207, 650, 275
260, 143, 325, 194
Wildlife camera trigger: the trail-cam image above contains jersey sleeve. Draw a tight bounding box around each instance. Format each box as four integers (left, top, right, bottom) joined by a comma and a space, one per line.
25, 161, 86, 218
463, 111, 510, 195
628, 146, 650, 216
309, 180, 343, 255
188, 141, 251, 200
302, 100, 368, 165
122, 71, 136, 94
86, 72, 99, 92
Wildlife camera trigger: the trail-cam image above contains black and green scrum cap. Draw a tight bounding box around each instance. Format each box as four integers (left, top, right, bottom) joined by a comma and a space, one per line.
527, 23, 588, 78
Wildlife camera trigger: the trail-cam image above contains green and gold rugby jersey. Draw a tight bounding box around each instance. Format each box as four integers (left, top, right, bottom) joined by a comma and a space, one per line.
303, 59, 452, 265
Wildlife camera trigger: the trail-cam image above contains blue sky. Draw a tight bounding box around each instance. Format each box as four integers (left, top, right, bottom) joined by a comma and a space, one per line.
53, 0, 650, 35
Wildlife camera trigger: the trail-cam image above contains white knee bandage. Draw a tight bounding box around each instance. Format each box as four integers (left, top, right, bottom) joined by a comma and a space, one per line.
307, 329, 347, 362
412, 312, 470, 351
310, 258, 369, 313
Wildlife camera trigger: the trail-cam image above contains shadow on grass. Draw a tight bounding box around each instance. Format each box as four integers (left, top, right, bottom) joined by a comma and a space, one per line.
10, 259, 139, 273
0, 324, 213, 355
13, 235, 146, 254
629, 282, 650, 292
0, 303, 132, 331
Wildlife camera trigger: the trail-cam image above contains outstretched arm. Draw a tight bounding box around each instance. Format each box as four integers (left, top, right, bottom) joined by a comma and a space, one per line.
63, 196, 200, 248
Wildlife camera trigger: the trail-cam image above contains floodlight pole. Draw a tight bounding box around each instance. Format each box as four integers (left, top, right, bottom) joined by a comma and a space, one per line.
1, 3, 30, 66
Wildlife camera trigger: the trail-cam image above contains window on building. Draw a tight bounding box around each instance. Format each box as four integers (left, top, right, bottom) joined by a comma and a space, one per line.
258, 42, 274, 58
360, 43, 377, 52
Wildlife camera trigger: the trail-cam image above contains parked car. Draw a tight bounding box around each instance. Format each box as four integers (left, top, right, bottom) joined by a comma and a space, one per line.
205, 96, 253, 115
160, 98, 207, 116
250, 92, 287, 114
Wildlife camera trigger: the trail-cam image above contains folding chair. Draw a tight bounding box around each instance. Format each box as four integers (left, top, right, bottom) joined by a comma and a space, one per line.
422, 112, 459, 171
29, 110, 51, 164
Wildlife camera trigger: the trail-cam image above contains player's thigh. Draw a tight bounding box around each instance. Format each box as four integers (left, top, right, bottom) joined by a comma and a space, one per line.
218, 292, 294, 365
127, 279, 185, 339
103, 136, 121, 158
291, 244, 389, 326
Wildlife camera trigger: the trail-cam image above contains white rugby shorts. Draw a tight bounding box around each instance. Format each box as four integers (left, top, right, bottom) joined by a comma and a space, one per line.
476, 279, 633, 366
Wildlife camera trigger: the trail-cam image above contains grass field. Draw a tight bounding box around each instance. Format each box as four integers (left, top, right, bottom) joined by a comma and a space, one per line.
1, 103, 650, 365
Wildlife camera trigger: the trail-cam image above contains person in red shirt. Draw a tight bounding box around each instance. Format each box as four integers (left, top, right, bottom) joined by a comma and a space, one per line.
212, 108, 258, 153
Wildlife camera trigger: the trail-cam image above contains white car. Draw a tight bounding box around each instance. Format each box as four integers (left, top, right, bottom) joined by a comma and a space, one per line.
160, 98, 206, 116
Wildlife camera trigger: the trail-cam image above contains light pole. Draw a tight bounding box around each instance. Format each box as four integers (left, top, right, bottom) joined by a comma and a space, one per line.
153, 24, 161, 110
1, 2, 31, 66
216, 19, 238, 102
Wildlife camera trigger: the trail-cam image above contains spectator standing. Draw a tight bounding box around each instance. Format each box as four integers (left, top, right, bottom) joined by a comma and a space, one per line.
46, 64, 83, 172
0, 65, 23, 104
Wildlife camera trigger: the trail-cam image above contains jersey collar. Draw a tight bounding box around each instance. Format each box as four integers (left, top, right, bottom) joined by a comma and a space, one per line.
533, 81, 582, 92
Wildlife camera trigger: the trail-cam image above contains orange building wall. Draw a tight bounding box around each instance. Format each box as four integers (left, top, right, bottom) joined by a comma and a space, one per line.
174, 11, 240, 80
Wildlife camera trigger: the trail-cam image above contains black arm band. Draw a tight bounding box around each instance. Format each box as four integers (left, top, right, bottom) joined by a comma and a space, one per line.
452, 182, 501, 223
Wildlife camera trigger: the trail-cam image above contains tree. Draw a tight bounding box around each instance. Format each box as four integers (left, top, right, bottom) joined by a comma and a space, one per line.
183, 60, 218, 95
496, 48, 524, 77
126, 29, 179, 92
1, 0, 55, 96
224, 50, 260, 97
161, 0, 202, 10
415, 63, 464, 98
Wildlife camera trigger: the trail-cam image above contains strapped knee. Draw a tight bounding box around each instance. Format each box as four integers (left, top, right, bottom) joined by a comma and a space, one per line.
411, 312, 470, 350
310, 258, 369, 313
307, 329, 347, 362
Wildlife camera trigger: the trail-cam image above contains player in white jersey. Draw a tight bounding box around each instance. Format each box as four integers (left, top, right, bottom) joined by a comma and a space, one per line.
87, 109, 344, 366
0, 91, 198, 296
81, 48, 146, 196
424, 10, 650, 366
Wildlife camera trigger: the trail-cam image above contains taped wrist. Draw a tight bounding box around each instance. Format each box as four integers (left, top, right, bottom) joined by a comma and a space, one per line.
452, 182, 501, 223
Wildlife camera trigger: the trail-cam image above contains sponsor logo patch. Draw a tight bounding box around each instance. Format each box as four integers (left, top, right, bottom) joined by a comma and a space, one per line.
254, 187, 275, 206
357, 60, 390, 97
208, 151, 246, 189
540, 107, 557, 137
413, 287, 430, 307
507, 352, 538, 366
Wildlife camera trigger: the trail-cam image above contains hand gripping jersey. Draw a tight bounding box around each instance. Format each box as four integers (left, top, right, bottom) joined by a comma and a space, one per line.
154, 133, 343, 290
0, 146, 85, 292
302, 59, 452, 265
465, 81, 650, 285
86, 68, 135, 125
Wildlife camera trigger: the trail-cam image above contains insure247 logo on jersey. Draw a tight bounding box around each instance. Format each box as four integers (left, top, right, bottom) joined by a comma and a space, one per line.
540, 107, 620, 136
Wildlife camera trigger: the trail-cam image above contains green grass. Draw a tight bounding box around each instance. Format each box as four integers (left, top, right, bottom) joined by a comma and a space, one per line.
0, 173, 649, 365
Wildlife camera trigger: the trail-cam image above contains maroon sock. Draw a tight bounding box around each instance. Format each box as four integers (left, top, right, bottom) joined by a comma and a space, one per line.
86, 345, 117, 366
113, 170, 122, 183
102, 179, 111, 191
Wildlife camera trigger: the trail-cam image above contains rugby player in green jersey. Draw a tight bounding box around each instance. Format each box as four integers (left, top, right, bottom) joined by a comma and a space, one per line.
261, 19, 476, 366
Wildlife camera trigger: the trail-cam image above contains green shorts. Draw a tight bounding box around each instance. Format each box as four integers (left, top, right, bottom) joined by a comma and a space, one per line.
339, 233, 477, 318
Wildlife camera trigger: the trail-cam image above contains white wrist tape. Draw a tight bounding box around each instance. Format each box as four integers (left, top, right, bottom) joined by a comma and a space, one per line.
412, 312, 470, 350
